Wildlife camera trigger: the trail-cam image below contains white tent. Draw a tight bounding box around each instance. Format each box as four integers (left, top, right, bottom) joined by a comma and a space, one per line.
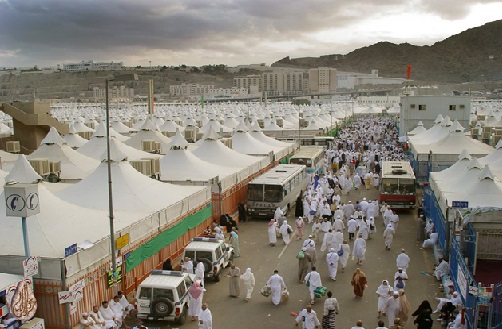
27, 127, 99, 181
78, 123, 161, 161
160, 130, 241, 190
57, 139, 206, 212
231, 122, 283, 157
63, 125, 88, 149
191, 126, 268, 176
407, 121, 427, 136
124, 118, 172, 154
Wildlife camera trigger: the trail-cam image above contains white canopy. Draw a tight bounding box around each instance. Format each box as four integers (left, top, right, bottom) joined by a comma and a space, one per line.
63, 125, 88, 149
124, 118, 172, 154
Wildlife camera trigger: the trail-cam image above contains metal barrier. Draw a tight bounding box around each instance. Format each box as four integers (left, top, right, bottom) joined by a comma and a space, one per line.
450, 237, 477, 329
493, 282, 502, 329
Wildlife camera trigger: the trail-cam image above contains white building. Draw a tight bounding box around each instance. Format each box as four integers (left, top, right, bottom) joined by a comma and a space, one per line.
93, 85, 134, 101
62, 60, 123, 72
357, 96, 401, 107
208, 87, 248, 97
262, 70, 306, 96
400, 95, 471, 135
169, 83, 215, 96
233, 75, 262, 93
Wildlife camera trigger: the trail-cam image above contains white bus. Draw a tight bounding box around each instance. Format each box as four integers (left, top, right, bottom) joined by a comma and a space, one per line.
247, 164, 308, 219
289, 146, 325, 174
277, 136, 335, 149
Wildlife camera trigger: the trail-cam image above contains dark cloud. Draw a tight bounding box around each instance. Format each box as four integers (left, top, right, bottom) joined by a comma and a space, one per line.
0, 0, 496, 67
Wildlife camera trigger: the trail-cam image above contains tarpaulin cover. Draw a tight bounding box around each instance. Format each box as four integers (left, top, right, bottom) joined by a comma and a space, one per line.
125, 204, 212, 273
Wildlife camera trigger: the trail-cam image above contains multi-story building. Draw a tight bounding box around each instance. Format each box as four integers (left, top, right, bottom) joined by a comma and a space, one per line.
93, 85, 134, 101
262, 70, 306, 96
308, 67, 337, 93
169, 83, 215, 96
62, 60, 123, 72
233, 75, 262, 93
337, 70, 406, 89
208, 87, 248, 97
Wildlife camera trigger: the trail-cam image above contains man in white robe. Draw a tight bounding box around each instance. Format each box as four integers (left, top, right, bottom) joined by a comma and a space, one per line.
268, 218, 278, 246
393, 268, 408, 290
80, 313, 99, 329
321, 229, 335, 252
333, 229, 344, 248
117, 291, 129, 311
295, 304, 320, 329
434, 257, 450, 281
195, 260, 206, 286
326, 248, 339, 281
396, 249, 411, 271
99, 302, 118, 328
353, 233, 367, 265
267, 270, 287, 305
182, 256, 194, 274
384, 291, 400, 327
339, 240, 351, 272
279, 220, 292, 245
333, 215, 345, 232
89, 305, 113, 329
305, 267, 322, 305
383, 224, 395, 250
198, 303, 212, 329
347, 216, 357, 241
422, 232, 439, 249
274, 207, 284, 221
358, 219, 369, 240
108, 296, 123, 326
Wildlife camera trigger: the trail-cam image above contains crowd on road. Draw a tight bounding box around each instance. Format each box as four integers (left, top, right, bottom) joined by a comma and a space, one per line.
99, 117, 465, 329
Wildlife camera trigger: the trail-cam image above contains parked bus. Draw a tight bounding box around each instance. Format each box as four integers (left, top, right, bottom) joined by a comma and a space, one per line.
289, 146, 325, 174
378, 161, 416, 209
277, 136, 335, 150
247, 164, 308, 219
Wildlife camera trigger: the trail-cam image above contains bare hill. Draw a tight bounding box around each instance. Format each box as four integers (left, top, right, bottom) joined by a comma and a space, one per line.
272, 20, 502, 83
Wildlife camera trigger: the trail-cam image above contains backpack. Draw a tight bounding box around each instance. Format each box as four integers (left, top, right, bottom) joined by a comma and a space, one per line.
297, 251, 305, 259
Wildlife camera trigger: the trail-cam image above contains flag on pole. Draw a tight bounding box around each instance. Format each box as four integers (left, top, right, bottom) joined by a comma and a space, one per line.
406, 65, 412, 80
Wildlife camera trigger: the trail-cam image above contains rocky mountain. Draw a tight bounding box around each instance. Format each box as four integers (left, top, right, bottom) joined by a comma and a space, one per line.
272, 20, 502, 83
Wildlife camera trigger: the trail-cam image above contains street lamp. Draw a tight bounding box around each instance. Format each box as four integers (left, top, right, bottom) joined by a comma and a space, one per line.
105, 74, 138, 291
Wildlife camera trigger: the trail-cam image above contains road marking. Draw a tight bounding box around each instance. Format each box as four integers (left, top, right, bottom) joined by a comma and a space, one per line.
278, 244, 288, 258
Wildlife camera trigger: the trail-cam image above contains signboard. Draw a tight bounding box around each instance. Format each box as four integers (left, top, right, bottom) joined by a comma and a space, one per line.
69, 302, 77, 315
69, 280, 84, 303
107, 266, 122, 287
457, 264, 467, 301
469, 285, 478, 296
116, 233, 130, 250
57, 291, 74, 304
478, 286, 493, 299
5, 184, 40, 217
452, 201, 469, 209
64, 244, 77, 258
23, 256, 39, 278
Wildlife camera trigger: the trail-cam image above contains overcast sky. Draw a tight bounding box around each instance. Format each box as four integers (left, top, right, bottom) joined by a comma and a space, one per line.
1, 0, 501, 68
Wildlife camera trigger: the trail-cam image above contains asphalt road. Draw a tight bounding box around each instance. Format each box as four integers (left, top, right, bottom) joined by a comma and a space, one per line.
147, 186, 443, 329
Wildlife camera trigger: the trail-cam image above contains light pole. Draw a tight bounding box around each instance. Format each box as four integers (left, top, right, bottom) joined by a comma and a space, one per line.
105, 74, 138, 291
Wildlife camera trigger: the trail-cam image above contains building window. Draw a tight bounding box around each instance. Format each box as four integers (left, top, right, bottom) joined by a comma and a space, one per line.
418, 105, 426, 111
449, 105, 456, 111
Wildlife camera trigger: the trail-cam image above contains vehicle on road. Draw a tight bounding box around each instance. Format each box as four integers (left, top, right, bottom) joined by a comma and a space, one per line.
289, 146, 325, 174
247, 164, 308, 219
378, 160, 416, 209
136, 270, 194, 324
182, 237, 234, 282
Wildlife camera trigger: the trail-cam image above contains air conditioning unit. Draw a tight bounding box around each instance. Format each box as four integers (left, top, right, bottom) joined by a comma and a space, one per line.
6, 141, 20, 153
130, 160, 152, 176
124, 121, 133, 128
142, 158, 160, 175
142, 140, 155, 153
209, 175, 219, 185
49, 161, 62, 174
29, 158, 50, 176
78, 131, 93, 140
221, 138, 232, 149
184, 128, 196, 143
153, 142, 161, 153
85, 122, 95, 130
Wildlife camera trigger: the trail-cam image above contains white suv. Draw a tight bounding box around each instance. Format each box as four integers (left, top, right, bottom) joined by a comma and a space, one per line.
182, 237, 234, 282
136, 270, 195, 324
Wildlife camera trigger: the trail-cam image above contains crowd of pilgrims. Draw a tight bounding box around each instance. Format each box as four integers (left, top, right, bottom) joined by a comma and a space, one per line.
265, 117, 464, 329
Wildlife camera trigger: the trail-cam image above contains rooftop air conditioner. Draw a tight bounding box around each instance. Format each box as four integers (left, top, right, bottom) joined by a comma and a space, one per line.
29, 158, 50, 176
6, 141, 20, 153
78, 131, 93, 140
49, 161, 62, 174
185, 128, 196, 143
85, 122, 96, 130
221, 138, 232, 149
142, 140, 155, 153
142, 158, 160, 175
130, 160, 152, 176
153, 142, 161, 153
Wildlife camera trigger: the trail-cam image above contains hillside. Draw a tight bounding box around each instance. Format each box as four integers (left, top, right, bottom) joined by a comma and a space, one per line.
272, 20, 502, 83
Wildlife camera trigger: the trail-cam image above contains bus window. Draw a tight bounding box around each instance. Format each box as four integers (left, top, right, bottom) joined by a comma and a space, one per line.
399, 179, 415, 194
382, 178, 398, 194
264, 185, 283, 202
248, 184, 264, 201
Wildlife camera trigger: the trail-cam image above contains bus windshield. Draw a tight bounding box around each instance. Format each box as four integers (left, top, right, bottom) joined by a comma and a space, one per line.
381, 178, 415, 195
247, 184, 263, 201
264, 185, 283, 202
290, 158, 312, 167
